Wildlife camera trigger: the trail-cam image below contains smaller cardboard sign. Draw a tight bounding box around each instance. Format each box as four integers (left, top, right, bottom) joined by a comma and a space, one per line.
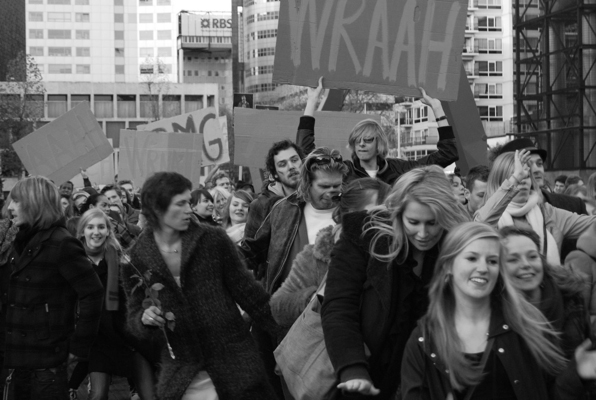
118, 130, 203, 189
441, 63, 488, 175
137, 108, 229, 166
12, 102, 113, 184
72, 139, 115, 187
233, 108, 381, 169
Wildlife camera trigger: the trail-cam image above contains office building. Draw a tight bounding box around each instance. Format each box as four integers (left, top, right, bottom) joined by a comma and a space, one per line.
0, 0, 27, 81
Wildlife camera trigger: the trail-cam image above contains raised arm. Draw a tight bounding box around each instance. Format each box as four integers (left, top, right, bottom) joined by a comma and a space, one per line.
296, 77, 324, 156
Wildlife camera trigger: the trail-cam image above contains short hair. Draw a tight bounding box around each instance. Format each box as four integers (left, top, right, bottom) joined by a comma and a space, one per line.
211, 171, 230, 187
565, 175, 582, 187
464, 165, 490, 192
101, 184, 122, 197
76, 208, 121, 252
10, 176, 63, 230
296, 147, 348, 203
265, 140, 305, 178
554, 175, 568, 185
347, 119, 389, 160
190, 188, 213, 207
332, 178, 390, 223
141, 172, 192, 230
118, 180, 134, 188
221, 190, 254, 229
446, 172, 462, 187
80, 193, 107, 215
60, 181, 74, 189
563, 184, 587, 198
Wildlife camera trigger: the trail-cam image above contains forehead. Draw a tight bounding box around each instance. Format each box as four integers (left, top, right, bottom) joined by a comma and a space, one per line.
87, 216, 107, 225
529, 154, 543, 163
311, 170, 343, 185
97, 195, 108, 203
471, 180, 487, 193
460, 238, 500, 255
216, 177, 230, 183
170, 190, 191, 204
60, 182, 73, 188
121, 183, 133, 189
402, 201, 435, 221
104, 189, 118, 197
274, 148, 299, 164
503, 235, 538, 252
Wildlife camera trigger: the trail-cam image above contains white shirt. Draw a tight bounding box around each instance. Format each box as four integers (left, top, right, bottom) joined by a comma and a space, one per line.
365, 168, 379, 178
303, 203, 336, 244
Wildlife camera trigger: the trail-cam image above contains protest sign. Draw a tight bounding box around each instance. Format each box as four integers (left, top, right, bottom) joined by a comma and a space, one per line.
233, 108, 381, 170
441, 63, 487, 175
272, 0, 468, 101
118, 130, 203, 188
72, 139, 115, 187
137, 107, 229, 166
12, 102, 113, 184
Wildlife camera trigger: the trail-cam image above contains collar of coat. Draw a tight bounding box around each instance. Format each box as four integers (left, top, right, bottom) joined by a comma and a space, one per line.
350, 155, 389, 176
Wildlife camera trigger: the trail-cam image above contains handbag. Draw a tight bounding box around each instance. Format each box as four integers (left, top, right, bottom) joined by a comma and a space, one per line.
274, 274, 337, 400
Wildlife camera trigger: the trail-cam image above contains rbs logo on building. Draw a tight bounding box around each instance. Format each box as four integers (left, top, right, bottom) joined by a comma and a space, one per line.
201, 18, 232, 29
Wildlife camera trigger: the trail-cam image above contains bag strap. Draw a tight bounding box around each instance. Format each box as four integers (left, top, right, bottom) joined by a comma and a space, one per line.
462, 338, 494, 400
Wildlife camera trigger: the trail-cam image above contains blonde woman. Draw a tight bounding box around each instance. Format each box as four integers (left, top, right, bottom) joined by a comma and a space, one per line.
209, 186, 231, 225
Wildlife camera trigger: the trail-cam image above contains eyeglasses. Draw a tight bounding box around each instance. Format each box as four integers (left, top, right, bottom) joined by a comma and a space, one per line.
358, 137, 375, 144
306, 154, 343, 171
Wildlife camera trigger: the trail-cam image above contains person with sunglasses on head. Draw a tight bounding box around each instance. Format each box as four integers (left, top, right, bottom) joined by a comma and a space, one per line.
241, 147, 348, 398
300, 77, 459, 185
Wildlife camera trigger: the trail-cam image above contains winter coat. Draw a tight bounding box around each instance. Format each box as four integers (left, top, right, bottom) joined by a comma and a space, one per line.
121, 220, 280, 400
4, 222, 104, 368
270, 225, 334, 329
400, 311, 586, 400
299, 116, 459, 185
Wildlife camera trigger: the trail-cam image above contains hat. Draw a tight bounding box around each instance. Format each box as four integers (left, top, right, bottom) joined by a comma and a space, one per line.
72, 190, 90, 201
499, 138, 547, 162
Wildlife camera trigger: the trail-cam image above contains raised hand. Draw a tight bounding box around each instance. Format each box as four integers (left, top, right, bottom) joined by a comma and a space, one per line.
337, 379, 380, 396
575, 339, 596, 379
513, 149, 531, 182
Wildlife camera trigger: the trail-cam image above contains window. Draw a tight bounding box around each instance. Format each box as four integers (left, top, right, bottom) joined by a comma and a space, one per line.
115, 65, 125, 75
139, 13, 153, 23
478, 106, 503, 121
30, 47, 44, 56
115, 31, 124, 40
114, 0, 123, 4
29, 0, 43, 4
76, 65, 90, 74
157, 0, 170, 4
477, 16, 501, 31
475, 83, 502, 98
414, 106, 428, 123
257, 11, 279, 21
475, 38, 502, 53
258, 65, 274, 75
140, 47, 154, 57
75, 13, 90, 22
29, 29, 43, 39
76, 30, 90, 39
75, 0, 90, 4
29, 12, 43, 22
158, 64, 172, 73
139, 31, 153, 40
48, 64, 72, 74
477, 0, 501, 8
257, 29, 277, 39
48, 0, 70, 3
114, 13, 124, 23
115, 48, 124, 57
476, 61, 502, 76
157, 13, 170, 22
76, 47, 90, 57
139, 0, 152, 5
48, 12, 71, 22
48, 47, 71, 56
49, 30, 72, 39
157, 47, 171, 57
257, 47, 275, 57
246, 83, 278, 93
140, 64, 154, 74
157, 30, 171, 40
247, 15, 254, 24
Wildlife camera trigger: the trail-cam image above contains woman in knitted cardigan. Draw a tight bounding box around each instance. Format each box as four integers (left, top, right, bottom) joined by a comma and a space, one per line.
121, 172, 280, 400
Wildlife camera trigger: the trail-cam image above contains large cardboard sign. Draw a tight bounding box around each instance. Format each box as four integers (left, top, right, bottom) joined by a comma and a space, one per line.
233, 108, 381, 169
272, 0, 468, 101
118, 130, 203, 189
137, 108, 229, 166
12, 102, 113, 184
441, 64, 487, 175
72, 139, 116, 187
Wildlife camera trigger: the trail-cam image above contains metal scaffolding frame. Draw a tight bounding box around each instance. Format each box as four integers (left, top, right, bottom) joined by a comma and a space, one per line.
514, 0, 596, 170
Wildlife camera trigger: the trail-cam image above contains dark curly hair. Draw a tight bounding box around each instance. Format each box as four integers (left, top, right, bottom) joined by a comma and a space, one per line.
265, 140, 305, 180
141, 172, 192, 230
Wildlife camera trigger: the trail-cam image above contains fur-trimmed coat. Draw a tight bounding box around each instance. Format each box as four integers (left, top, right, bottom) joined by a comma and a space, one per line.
121, 220, 279, 400
270, 225, 334, 329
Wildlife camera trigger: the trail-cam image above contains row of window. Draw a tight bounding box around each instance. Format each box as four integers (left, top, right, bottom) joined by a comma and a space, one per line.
463, 38, 503, 53
474, 83, 503, 98
246, 83, 278, 93
464, 60, 503, 76
246, 29, 277, 41
180, 36, 231, 44
182, 70, 229, 77
470, 0, 502, 8
139, 13, 172, 23
29, 12, 90, 22
246, 47, 275, 59
466, 16, 502, 31
246, 11, 279, 24
139, 64, 172, 74
478, 105, 503, 121
28, 0, 170, 4
140, 30, 172, 40
29, 29, 88, 39
184, 56, 230, 63
244, 0, 279, 6
29, 0, 88, 4
139, 0, 172, 5
140, 47, 173, 57
245, 65, 274, 77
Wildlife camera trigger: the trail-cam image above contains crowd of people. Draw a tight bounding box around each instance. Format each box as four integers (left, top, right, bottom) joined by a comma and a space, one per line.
1, 78, 596, 400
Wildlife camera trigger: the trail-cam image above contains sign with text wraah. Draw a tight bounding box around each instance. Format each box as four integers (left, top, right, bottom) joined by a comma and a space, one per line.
233, 108, 381, 169
273, 0, 468, 101
137, 107, 229, 166
12, 102, 113, 184
119, 130, 203, 189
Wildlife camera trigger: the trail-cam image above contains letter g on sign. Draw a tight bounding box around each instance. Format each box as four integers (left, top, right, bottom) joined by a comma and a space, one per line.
199, 113, 223, 163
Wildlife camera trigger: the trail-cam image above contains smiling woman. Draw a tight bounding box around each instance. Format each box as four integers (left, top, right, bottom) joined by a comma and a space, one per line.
221, 190, 254, 245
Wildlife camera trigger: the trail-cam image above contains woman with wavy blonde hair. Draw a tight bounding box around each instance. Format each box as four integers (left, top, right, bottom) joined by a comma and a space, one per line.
321, 165, 471, 399
401, 222, 596, 399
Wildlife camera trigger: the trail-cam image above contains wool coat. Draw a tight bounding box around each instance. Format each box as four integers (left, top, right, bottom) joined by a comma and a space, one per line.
121, 220, 280, 400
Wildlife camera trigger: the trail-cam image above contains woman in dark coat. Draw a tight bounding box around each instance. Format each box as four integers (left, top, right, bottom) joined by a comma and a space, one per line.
4, 176, 103, 399
321, 166, 471, 399
121, 172, 279, 400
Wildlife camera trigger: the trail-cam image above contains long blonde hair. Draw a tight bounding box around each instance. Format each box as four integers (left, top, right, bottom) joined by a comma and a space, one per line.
76, 209, 122, 253
423, 222, 565, 390
366, 166, 471, 263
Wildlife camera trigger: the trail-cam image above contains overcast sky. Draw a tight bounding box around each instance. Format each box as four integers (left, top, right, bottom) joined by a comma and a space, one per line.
176, 0, 231, 13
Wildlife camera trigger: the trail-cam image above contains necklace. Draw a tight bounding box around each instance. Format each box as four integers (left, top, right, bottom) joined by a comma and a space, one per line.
158, 247, 179, 254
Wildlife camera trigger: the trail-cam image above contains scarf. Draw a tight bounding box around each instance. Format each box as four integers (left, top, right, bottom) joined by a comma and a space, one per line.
497, 191, 561, 266
84, 241, 120, 311
0, 219, 18, 265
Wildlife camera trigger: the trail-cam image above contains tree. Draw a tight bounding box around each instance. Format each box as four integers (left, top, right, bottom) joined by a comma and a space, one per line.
140, 56, 171, 121
0, 51, 45, 180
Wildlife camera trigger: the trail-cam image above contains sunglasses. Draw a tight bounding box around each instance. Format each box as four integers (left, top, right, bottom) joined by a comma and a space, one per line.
306, 154, 343, 171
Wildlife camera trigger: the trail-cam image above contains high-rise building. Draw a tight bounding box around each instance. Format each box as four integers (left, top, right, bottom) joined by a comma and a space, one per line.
0, 0, 26, 81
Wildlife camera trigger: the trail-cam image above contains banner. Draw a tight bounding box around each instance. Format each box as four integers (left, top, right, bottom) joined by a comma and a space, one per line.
233, 108, 381, 169
272, 0, 468, 101
137, 107, 229, 166
12, 102, 113, 184
118, 130, 203, 188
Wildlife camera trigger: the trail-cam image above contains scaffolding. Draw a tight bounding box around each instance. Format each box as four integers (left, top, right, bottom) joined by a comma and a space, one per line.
514, 0, 596, 170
